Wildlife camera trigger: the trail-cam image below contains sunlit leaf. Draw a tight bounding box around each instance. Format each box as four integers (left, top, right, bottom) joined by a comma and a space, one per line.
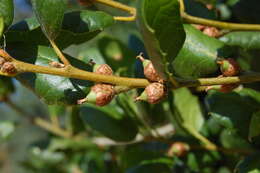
31, 0, 67, 40
138, 0, 186, 79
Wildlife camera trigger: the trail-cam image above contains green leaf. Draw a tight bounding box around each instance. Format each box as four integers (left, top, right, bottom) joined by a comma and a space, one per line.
220, 129, 252, 149
80, 104, 138, 142
78, 45, 106, 65
205, 116, 223, 136
138, 0, 186, 79
219, 32, 260, 50
186, 151, 221, 171
7, 44, 92, 105
0, 0, 14, 29
172, 25, 232, 79
97, 36, 136, 76
206, 89, 260, 138
249, 111, 260, 140
186, 153, 200, 172
31, 0, 67, 40
172, 87, 204, 132
238, 88, 260, 103
6, 10, 114, 49
235, 153, 260, 173
120, 144, 166, 170
79, 34, 136, 76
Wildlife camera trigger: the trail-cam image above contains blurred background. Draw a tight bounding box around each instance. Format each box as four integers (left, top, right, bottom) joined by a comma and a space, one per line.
1, 0, 260, 172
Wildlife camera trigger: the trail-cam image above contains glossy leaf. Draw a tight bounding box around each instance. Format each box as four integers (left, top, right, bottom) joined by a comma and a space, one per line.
235, 153, 260, 173
78, 44, 106, 64
7, 44, 92, 105
206, 89, 260, 138
249, 111, 260, 140
31, 0, 67, 40
138, 0, 186, 79
6, 10, 114, 49
80, 104, 138, 142
172, 25, 233, 79
172, 88, 204, 132
0, 0, 14, 29
220, 32, 260, 50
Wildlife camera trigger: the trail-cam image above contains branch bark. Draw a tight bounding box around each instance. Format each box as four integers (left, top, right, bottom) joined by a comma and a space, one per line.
2, 49, 260, 89
179, 0, 260, 31
93, 0, 136, 21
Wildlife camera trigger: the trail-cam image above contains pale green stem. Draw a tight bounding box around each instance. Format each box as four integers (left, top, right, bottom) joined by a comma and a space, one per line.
94, 0, 136, 21
179, 0, 260, 31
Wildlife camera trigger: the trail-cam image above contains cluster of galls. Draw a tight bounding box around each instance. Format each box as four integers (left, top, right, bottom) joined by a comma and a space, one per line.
77, 63, 115, 106
206, 58, 241, 93
0, 57, 16, 74
77, 54, 167, 106
135, 54, 167, 104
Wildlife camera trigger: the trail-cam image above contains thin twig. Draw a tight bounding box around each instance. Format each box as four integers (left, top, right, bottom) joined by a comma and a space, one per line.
179, 0, 260, 31
50, 115, 60, 127
4, 98, 255, 155
93, 0, 136, 21
178, 72, 260, 87
2, 49, 260, 89
0, 49, 150, 87
92, 124, 175, 147
182, 13, 260, 31
4, 96, 72, 139
49, 40, 70, 66
34, 117, 72, 138
186, 127, 217, 150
